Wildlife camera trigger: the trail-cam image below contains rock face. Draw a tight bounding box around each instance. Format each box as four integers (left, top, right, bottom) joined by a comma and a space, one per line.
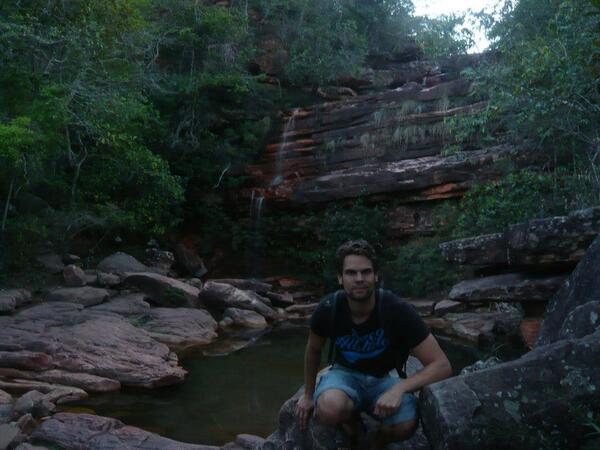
448, 273, 566, 303
0, 302, 186, 388
537, 233, 600, 346
45, 287, 110, 307
420, 232, 600, 450
124, 272, 200, 307
441, 206, 600, 268
31, 413, 219, 450
420, 329, 600, 450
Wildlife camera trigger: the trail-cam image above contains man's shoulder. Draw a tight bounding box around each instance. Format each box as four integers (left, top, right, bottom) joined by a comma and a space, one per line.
379, 289, 420, 316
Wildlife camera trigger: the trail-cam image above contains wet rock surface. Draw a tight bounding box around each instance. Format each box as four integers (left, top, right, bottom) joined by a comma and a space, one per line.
124, 272, 200, 307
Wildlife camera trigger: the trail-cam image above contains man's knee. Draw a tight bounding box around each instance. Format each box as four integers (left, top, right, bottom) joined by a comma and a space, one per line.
315, 389, 355, 426
380, 419, 418, 441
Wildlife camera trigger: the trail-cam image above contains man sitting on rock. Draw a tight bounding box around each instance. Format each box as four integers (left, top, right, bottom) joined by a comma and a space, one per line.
296, 239, 452, 449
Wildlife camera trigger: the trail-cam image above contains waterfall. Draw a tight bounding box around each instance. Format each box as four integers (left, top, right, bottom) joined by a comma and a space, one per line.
270, 108, 299, 187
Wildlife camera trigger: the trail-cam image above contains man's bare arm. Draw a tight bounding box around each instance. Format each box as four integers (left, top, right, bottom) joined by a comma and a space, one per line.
374, 334, 452, 417
296, 330, 326, 428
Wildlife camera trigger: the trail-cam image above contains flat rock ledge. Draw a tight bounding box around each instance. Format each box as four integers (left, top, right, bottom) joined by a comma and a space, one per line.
0, 302, 186, 389
440, 206, 600, 268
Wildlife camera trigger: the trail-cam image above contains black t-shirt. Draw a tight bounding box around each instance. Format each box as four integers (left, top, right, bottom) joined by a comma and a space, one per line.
310, 289, 430, 377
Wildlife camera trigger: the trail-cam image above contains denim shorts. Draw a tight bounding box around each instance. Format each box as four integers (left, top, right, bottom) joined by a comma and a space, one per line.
313, 365, 418, 425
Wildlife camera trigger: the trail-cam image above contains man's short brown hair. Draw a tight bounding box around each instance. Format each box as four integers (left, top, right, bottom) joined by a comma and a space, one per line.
335, 239, 378, 274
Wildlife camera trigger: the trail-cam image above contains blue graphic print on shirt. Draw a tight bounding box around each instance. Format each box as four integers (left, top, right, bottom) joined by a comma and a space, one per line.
335, 328, 390, 364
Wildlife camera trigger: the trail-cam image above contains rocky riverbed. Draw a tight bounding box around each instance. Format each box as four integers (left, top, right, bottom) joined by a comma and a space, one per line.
1, 208, 600, 449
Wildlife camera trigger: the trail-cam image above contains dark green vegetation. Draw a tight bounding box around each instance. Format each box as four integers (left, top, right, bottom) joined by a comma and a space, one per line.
0, 0, 471, 274
1, 0, 598, 299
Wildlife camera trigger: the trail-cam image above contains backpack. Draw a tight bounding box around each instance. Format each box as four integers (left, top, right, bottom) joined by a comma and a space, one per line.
325, 288, 408, 378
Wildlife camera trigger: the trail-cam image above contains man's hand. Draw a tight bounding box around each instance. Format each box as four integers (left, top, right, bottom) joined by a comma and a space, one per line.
373, 384, 404, 418
296, 394, 314, 429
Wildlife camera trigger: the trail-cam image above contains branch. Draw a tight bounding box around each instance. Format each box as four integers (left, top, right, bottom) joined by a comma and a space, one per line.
212, 163, 231, 189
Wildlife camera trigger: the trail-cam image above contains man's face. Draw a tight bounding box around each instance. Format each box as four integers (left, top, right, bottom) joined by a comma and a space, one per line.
337, 254, 378, 303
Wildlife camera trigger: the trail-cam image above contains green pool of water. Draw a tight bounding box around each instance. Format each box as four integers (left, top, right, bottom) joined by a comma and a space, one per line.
74, 327, 505, 446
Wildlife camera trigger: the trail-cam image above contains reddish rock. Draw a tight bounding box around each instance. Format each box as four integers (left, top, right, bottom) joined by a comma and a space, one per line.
0, 302, 186, 388
520, 318, 542, 349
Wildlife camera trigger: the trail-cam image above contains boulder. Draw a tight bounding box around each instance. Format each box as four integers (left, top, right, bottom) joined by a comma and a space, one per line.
420, 328, 600, 450
209, 278, 272, 294
15, 390, 54, 417
440, 207, 600, 268
433, 299, 464, 316
448, 273, 566, 303
175, 244, 207, 277
145, 248, 175, 275
199, 282, 277, 320
136, 307, 218, 350
35, 253, 64, 274
0, 423, 22, 450
124, 272, 200, 307
62, 265, 87, 287
45, 287, 110, 307
0, 380, 87, 405
537, 233, 600, 346
0, 302, 186, 388
0, 289, 32, 314
31, 412, 219, 450
95, 271, 121, 287
88, 292, 150, 317
507, 206, 600, 267
425, 309, 522, 345
96, 252, 148, 274
0, 390, 11, 404
221, 308, 269, 329
440, 233, 507, 266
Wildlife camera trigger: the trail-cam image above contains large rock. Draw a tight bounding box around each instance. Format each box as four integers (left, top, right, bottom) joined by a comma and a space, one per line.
136, 307, 218, 350
420, 328, 600, 450
45, 287, 111, 307
199, 282, 277, 320
537, 233, 600, 346
448, 273, 566, 303
124, 272, 200, 307
96, 252, 149, 274
507, 206, 600, 266
0, 290, 31, 314
62, 265, 87, 287
441, 206, 600, 268
425, 309, 522, 345
0, 302, 186, 388
291, 146, 517, 204
88, 292, 150, 317
221, 308, 269, 329
439, 233, 507, 266
31, 412, 219, 450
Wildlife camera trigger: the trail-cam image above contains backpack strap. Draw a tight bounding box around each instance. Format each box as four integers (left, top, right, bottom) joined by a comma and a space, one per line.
327, 290, 342, 365
378, 288, 407, 378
